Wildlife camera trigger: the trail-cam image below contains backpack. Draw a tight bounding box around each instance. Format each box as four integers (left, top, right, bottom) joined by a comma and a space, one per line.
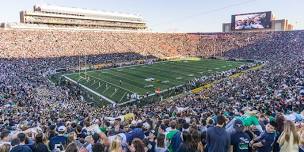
169, 131, 182, 152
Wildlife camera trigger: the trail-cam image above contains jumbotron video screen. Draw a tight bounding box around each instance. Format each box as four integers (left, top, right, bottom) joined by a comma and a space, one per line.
231, 11, 272, 30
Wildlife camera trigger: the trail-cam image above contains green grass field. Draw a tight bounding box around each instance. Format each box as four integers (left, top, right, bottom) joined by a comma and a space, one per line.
63, 58, 246, 105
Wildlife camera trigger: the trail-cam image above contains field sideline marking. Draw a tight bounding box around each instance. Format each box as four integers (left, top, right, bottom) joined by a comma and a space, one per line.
63, 75, 116, 104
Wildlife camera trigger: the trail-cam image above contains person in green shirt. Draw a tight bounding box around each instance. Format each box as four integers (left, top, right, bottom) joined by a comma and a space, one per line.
166, 120, 181, 152
226, 110, 263, 134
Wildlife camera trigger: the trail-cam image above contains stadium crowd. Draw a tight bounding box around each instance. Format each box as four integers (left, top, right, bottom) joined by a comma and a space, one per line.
23, 16, 146, 30
0, 30, 304, 152
0, 29, 274, 59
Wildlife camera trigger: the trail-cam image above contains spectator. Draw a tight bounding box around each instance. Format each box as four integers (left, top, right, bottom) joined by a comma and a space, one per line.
129, 138, 146, 152
65, 142, 79, 152
17, 133, 29, 146
273, 114, 285, 152
155, 133, 167, 152
191, 130, 204, 152
206, 115, 230, 152
0, 130, 11, 146
166, 120, 181, 152
299, 127, 304, 152
67, 132, 77, 145
250, 121, 277, 152
230, 119, 251, 152
277, 120, 300, 152
176, 131, 196, 152
32, 133, 49, 152
0, 144, 11, 152
83, 135, 94, 152
92, 142, 105, 152
10, 138, 32, 152
157, 125, 167, 135
110, 136, 123, 152
49, 126, 68, 151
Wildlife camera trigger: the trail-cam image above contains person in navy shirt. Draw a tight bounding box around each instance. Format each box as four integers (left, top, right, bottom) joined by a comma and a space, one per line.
49, 126, 68, 151
250, 121, 277, 152
230, 119, 251, 152
206, 115, 230, 152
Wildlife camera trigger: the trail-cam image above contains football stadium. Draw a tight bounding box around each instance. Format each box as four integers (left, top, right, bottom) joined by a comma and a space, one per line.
0, 2, 304, 152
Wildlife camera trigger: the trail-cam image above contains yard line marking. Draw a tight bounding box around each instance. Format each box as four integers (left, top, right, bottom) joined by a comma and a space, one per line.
104, 72, 148, 92
139, 66, 186, 83
110, 89, 118, 97
87, 74, 134, 93
147, 64, 198, 77
63, 75, 116, 104
91, 82, 96, 86
119, 92, 128, 102
102, 85, 111, 93
96, 81, 105, 89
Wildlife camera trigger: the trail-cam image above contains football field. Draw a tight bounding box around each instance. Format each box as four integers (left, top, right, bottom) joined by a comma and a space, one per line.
63, 58, 246, 105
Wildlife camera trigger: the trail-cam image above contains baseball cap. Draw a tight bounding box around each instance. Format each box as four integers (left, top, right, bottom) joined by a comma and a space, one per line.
234, 119, 244, 132
57, 126, 66, 132
159, 124, 167, 132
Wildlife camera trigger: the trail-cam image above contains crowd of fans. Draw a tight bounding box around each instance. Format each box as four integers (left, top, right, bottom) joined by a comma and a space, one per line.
0, 29, 274, 59
0, 29, 304, 152
22, 16, 146, 30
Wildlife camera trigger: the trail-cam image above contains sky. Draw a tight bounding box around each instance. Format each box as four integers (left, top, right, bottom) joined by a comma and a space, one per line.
0, 0, 303, 32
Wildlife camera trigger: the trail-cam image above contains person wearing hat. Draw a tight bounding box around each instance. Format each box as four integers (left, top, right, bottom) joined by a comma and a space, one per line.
49, 125, 68, 151
230, 119, 251, 152
145, 130, 157, 152
157, 124, 167, 135
45, 124, 56, 142
226, 110, 263, 134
